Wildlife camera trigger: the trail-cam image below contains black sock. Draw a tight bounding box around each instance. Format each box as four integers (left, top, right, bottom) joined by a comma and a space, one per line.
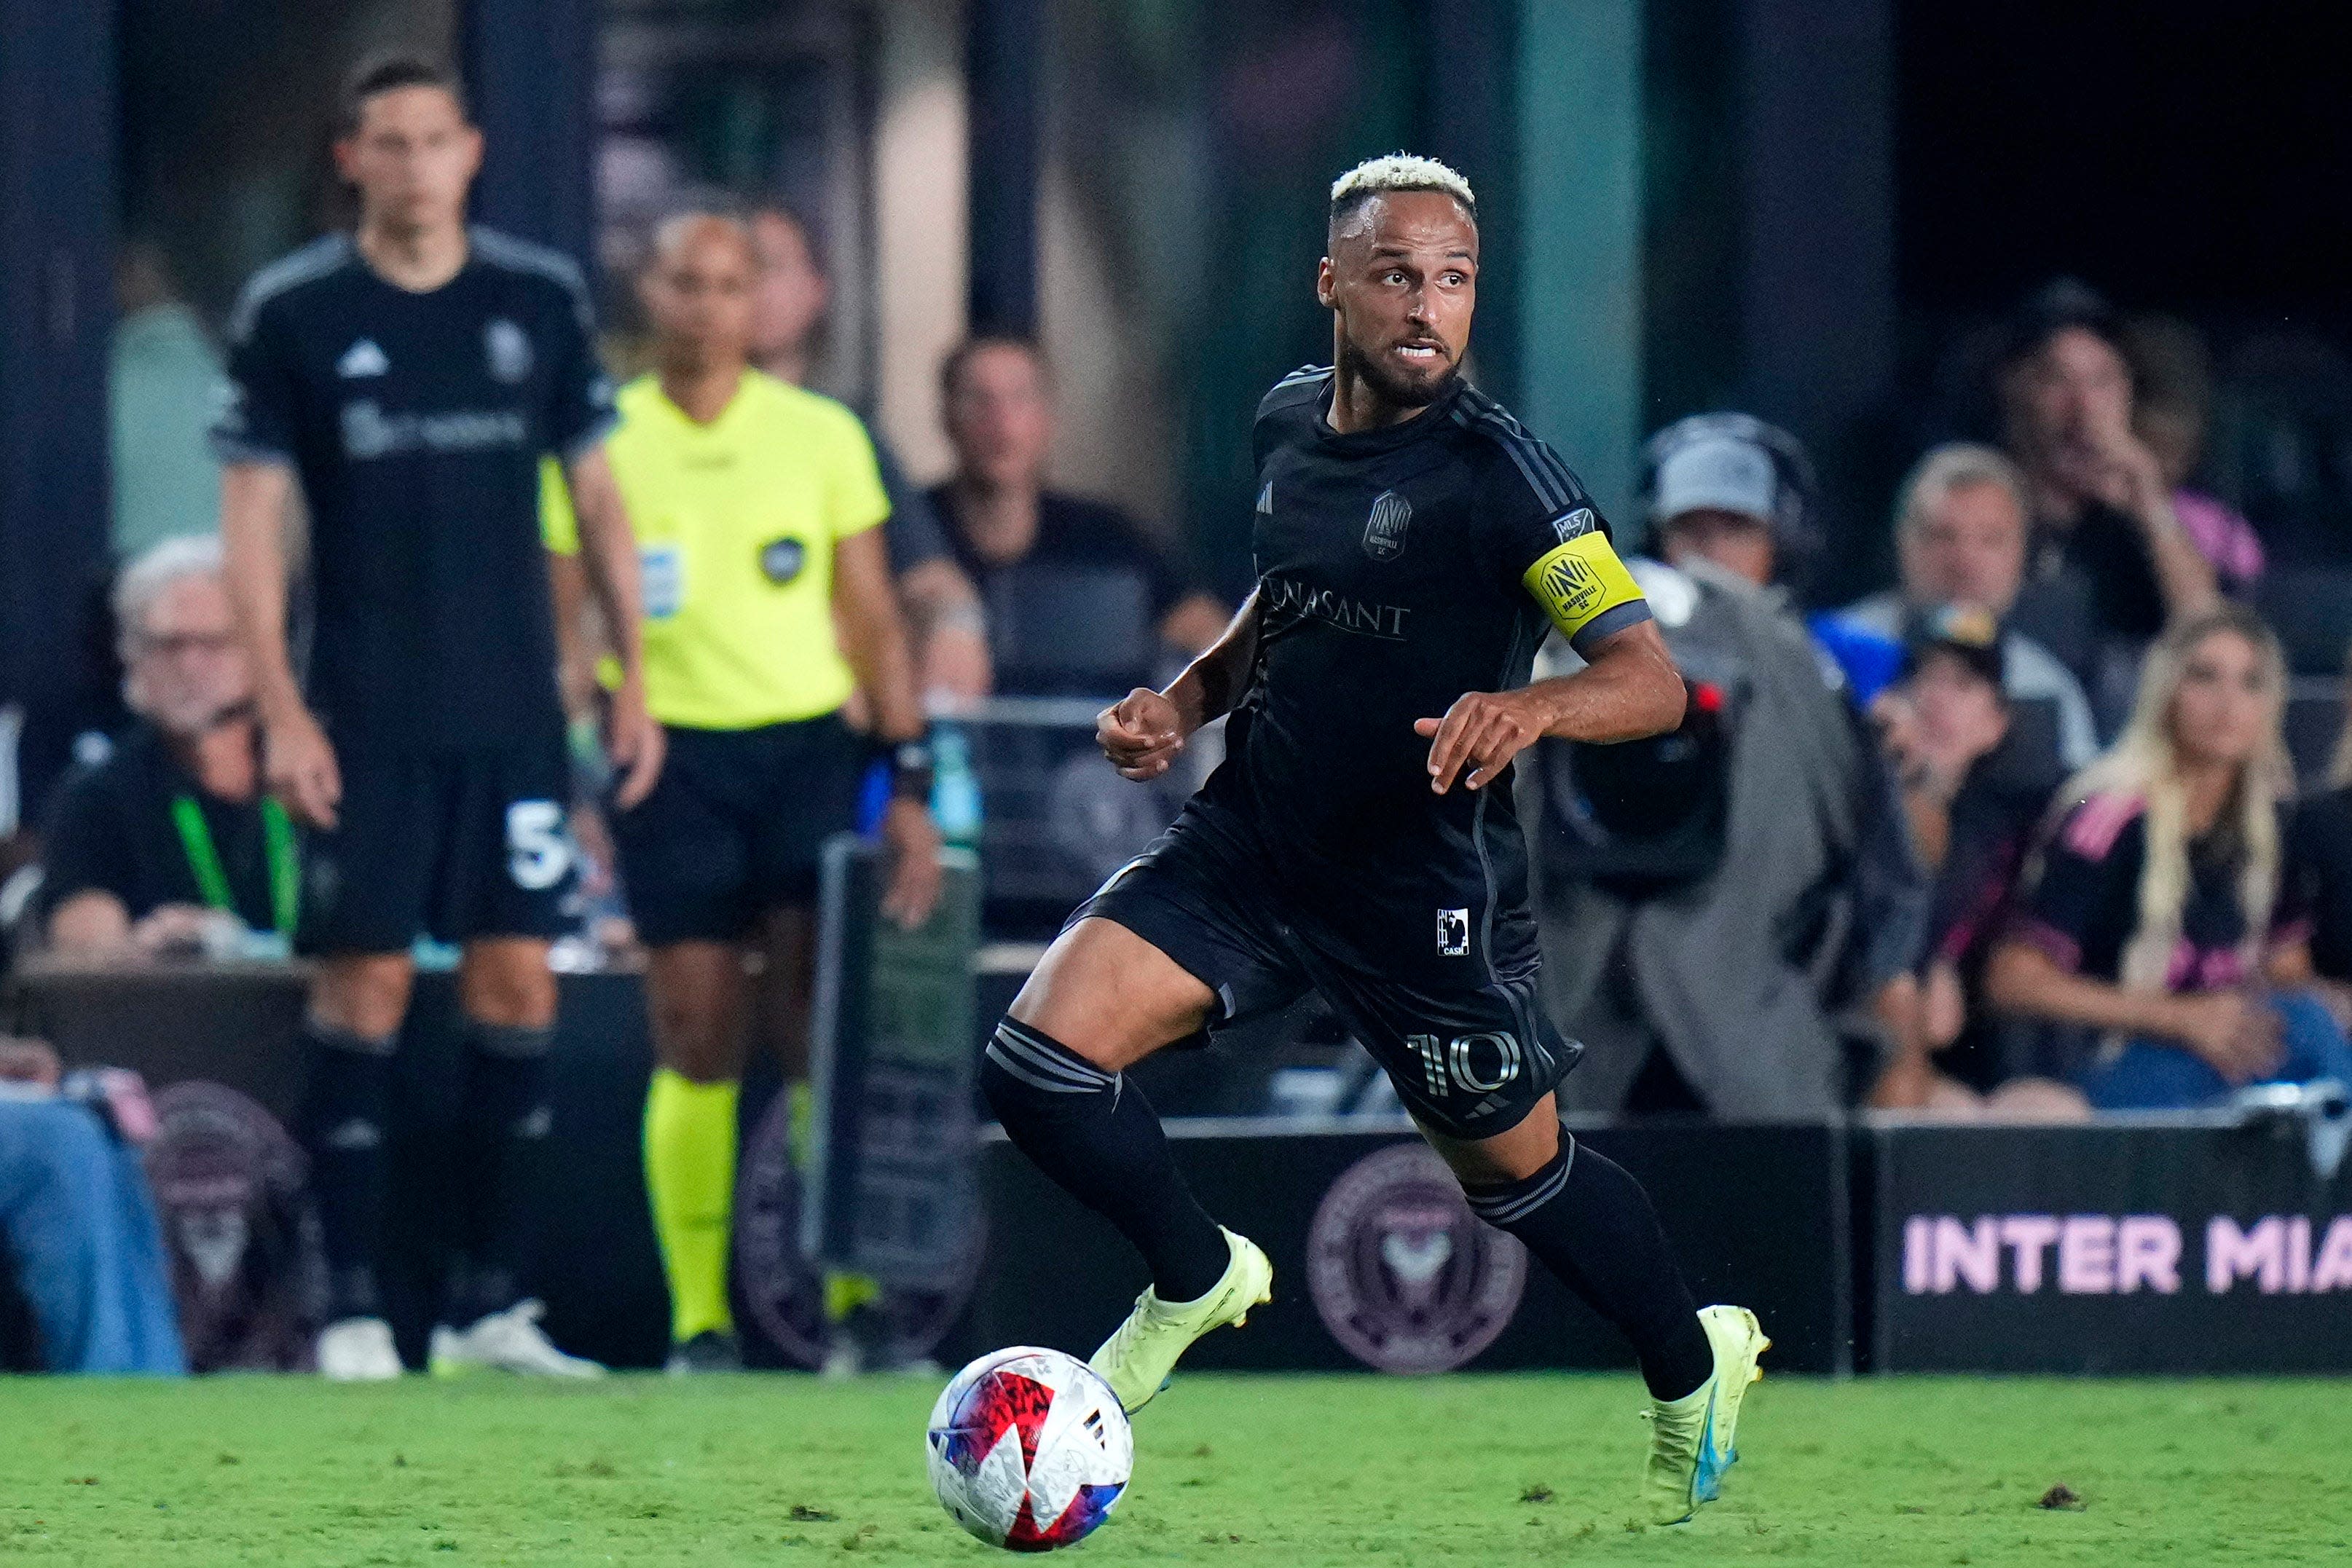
980, 1017, 1230, 1302
449, 1021, 554, 1322
1463, 1137, 1714, 1400
296, 1021, 395, 1321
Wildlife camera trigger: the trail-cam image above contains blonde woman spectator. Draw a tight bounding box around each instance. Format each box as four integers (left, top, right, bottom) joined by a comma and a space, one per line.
1986, 606, 2352, 1108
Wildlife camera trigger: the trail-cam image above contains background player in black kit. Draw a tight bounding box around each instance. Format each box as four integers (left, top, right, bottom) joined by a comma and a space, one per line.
214, 57, 662, 1381
981, 155, 1769, 1524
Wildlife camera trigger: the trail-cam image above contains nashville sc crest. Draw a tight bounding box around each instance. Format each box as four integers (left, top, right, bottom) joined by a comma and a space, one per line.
1362, 489, 1412, 560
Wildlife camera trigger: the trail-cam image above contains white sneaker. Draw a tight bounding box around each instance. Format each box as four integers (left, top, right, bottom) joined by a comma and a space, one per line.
317, 1317, 403, 1382
428, 1299, 605, 1379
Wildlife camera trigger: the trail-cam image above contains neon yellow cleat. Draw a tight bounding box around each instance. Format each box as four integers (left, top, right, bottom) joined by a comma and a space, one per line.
1087, 1227, 1273, 1414
1641, 1304, 1769, 1526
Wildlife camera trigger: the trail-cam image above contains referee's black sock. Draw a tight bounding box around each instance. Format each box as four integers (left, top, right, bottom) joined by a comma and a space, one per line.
449, 1020, 555, 1323
980, 1017, 1231, 1303
296, 1020, 396, 1323
1463, 1138, 1715, 1401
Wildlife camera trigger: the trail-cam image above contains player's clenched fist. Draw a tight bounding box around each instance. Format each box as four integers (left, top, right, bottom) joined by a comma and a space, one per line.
1415, 688, 1545, 793
1098, 688, 1186, 781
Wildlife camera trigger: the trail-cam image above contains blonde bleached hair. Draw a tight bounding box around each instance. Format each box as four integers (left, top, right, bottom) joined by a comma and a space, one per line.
1329, 154, 1476, 229
2059, 604, 2294, 993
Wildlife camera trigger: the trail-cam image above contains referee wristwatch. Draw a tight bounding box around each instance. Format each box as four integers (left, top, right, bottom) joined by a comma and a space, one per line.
886, 736, 935, 802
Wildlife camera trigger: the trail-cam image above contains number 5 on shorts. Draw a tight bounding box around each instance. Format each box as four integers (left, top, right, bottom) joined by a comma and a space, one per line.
506, 799, 573, 891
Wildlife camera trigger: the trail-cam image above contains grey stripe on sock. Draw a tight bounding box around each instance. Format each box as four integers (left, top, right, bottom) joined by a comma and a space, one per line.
991, 1023, 1114, 1087
984, 1041, 1101, 1094
1466, 1142, 1576, 1228
304, 1018, 398, 1057
468, 1022, 555, 1060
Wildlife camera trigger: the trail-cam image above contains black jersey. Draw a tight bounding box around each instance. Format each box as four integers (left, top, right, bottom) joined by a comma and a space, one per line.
213, 229, 615, 747
1197, 367, 1651, 984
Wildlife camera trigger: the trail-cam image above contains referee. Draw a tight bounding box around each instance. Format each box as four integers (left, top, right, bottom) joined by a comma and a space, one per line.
544, 213, 942, 1371
216, 56, 662, 1381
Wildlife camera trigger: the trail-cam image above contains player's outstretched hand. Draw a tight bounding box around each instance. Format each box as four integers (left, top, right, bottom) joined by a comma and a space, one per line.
264, 705, 343, 830
1098, 688, 1186, 781
1416, 689, 1542, 793
880, 797, 945, 930
606, 678, 667, 811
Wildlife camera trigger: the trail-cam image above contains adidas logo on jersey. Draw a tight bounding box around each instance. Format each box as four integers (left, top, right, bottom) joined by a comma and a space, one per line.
337, 339, 389, 379
1256, 480, 1275, 515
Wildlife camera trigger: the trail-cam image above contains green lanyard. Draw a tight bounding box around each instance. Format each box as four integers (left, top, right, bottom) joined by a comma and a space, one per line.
170, 794, 299, 937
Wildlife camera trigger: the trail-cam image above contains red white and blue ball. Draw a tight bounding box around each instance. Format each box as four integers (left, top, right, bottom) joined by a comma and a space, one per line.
927, 1347, 1133, 1551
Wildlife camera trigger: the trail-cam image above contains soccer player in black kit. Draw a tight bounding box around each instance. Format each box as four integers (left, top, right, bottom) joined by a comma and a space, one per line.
983, 156, 1768, 1523
214, 57, 662, 1380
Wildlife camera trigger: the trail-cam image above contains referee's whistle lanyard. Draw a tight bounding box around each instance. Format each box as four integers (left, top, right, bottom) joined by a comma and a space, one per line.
170, 792, 300, 937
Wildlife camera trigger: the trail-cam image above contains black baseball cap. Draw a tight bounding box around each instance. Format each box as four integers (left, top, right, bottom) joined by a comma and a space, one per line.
1902, 602, 2007, 690
1997, 277, 2124, 372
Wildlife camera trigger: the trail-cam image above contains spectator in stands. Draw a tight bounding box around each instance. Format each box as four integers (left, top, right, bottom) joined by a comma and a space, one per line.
2125, 314, 2265, 594
1533, 415, 1925, 1118
1865, 607, 2085, 1116
1995, 280, 2219, 730
1, 1035, 184, 1373
744, 205, 990, 704
1986, 605, 2352, 1108
1833, 444, 2098, 772
36, 537, 296, 959
928, 336, 1227, 694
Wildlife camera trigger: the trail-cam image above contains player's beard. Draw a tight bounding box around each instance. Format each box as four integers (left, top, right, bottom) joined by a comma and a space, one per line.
1339, 331, 1461, 411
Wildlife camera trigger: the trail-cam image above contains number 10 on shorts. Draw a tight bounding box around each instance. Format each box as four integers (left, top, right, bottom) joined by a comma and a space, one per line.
1409, 1031, 1523, 1098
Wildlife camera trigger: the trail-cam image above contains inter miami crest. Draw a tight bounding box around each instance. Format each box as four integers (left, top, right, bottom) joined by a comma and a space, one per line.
1362, 489, 1412, 561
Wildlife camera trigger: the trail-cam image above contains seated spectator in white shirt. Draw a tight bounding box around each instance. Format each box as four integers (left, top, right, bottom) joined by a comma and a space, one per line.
1836, 443, 2100, 772
36, 537, 295, 960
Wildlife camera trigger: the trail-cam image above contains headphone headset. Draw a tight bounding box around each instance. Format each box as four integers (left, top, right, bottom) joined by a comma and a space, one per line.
1639, 412, 1820, 559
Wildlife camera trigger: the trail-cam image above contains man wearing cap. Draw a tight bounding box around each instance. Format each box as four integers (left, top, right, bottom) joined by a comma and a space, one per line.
1529, 415, 1926, 1119
1996, 280, 2219, 727
1640, 412, 1813, 590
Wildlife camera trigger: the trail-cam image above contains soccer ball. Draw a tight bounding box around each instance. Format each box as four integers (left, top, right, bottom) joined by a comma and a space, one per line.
926, 1346, 1133, 1551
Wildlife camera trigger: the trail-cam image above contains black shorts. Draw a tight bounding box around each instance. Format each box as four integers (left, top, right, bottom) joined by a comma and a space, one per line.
297, 733, 573, 957
1070, 802, 1580, 1140
610, 714, 868, 946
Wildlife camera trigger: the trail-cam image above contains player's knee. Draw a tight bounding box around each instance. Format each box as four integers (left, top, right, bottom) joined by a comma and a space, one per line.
650, 1004, 742, 1083
312, 956, 415, 1039
459, 941, 556, 1028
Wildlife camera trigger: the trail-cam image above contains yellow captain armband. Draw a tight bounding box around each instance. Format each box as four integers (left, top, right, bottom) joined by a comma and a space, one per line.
1522, 531, 1649, 650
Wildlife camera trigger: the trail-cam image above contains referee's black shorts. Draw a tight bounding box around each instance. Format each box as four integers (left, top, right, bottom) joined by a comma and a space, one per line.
609, 712, 868, 946
296, 728, 573, 957
1069, 799, 1580, 1142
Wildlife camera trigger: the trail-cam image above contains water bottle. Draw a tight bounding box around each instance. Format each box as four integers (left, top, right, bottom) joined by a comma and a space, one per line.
930, 722, 983, 848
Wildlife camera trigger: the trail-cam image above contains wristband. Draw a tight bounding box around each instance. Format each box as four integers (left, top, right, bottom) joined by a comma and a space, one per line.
887, 738, 935, 801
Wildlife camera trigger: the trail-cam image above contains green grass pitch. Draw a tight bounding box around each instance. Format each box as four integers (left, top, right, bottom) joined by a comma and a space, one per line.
4, 1373, 2348, 1565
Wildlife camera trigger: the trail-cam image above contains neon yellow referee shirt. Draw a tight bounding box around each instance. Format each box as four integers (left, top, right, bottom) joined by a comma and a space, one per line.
543, 371, 888, 730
